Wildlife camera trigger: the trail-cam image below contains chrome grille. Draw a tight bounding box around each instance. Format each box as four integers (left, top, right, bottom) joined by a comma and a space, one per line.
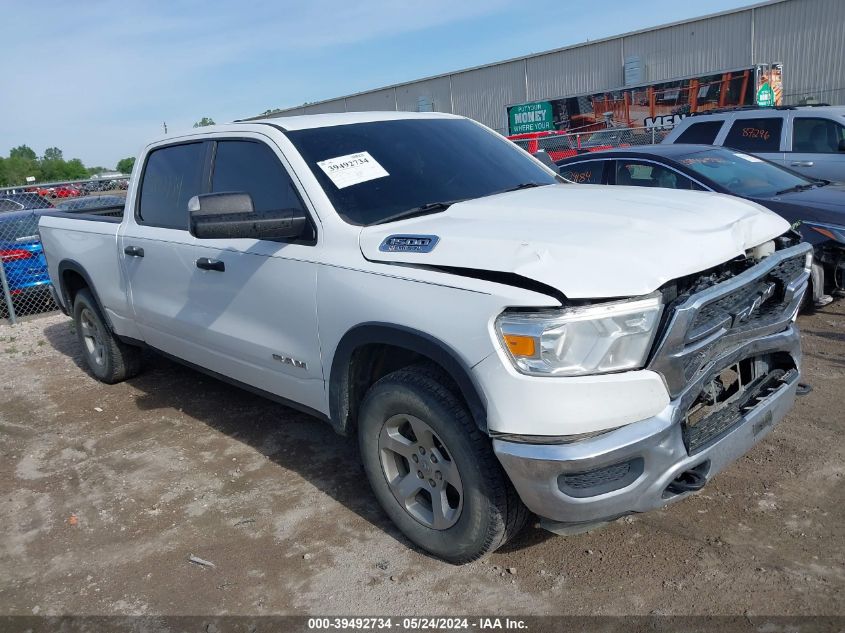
686, 255, 806, 342
648, 243, 811, 397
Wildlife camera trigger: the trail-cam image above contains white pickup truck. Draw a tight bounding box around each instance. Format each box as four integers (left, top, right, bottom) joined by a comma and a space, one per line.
39, 112, 812, 563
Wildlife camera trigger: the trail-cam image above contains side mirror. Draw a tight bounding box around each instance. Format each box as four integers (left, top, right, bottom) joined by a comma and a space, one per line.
188, 192, 308, 240
532, 150, 559, 174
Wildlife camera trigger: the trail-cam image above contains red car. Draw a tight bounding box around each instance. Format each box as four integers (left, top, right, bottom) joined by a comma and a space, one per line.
35, 185, 80, 199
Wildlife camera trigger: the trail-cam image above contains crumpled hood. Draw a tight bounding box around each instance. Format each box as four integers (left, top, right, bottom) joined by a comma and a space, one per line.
359, 184, 789, 299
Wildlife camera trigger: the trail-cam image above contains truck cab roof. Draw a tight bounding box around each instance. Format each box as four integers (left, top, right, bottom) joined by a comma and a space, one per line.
245, 110, 461, 131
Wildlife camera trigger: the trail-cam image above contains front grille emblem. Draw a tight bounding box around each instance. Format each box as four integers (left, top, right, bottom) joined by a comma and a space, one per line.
731, 281, 777, 326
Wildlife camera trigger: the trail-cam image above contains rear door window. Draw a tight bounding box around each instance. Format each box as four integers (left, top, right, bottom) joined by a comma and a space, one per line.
614, 160, 698, 189
723, 117, 783, 152
674, 121, 724, 145
138, 142, 207, 230
558, 162, 605, 184
792, 117, 845, 153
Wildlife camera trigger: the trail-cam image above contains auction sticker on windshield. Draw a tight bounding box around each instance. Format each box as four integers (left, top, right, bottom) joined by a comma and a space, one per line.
317, 152, 389, 189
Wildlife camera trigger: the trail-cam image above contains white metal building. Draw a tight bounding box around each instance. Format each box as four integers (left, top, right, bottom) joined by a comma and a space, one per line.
249, 0, 845, 135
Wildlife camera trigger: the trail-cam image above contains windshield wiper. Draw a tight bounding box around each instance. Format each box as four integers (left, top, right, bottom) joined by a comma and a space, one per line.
775, 183, 817, 196
498, 182, 548, 194
370, 200, 460, 226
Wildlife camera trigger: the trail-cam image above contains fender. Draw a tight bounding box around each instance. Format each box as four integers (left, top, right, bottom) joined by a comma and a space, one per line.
329, 323, 489, 435
56, 259, 115, 331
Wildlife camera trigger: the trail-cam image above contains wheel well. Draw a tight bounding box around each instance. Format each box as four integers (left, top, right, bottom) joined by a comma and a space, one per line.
329, 325, 488, 437
57, 263, 114, 331
342, 344, 459, 435
61, 269, 89, 307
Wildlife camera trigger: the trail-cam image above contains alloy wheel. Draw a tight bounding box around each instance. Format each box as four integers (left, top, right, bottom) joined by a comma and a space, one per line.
378, 414, 463, 530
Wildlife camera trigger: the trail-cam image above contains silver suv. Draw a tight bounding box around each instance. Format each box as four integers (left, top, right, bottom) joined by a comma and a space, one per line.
663, 105, 845, 182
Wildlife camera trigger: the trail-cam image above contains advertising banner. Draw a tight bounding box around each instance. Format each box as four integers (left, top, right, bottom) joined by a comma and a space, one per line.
508, 101, 554, 134
507, 68, 755, 135
755, 63, 784, 107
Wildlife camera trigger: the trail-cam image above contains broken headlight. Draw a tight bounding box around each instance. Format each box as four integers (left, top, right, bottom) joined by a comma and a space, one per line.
496, 294, 663, 377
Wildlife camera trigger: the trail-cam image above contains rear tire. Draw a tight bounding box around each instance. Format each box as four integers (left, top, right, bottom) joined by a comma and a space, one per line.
358, 364, 528, 563
72, 288, 142, 384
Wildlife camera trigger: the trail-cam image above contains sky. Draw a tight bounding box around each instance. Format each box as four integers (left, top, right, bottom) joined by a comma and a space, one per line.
1, 0, 758, 168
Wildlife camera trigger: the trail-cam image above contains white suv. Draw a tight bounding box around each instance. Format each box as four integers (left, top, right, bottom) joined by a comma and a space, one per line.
663, 105, 845, 182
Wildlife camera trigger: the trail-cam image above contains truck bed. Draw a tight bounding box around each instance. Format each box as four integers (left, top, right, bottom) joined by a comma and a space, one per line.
38, 213, 138, 337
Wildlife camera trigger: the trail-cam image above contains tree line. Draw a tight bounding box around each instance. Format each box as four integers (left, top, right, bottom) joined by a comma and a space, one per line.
1, 116, 217, 187
0, 145, 137, 188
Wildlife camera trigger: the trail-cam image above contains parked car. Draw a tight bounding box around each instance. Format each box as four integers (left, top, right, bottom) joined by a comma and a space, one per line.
53, 185, 81, 198
40, 112, 810, 563
0, 210, 52, 306
33, 185, 79, 199
662, 105, 845, 181
508, 131, 579, 161
556, 144, 844, 306
55, 195, 126, 216
578, 127, 654, 150
78, 181, 100, 195
0, 192, 54, 212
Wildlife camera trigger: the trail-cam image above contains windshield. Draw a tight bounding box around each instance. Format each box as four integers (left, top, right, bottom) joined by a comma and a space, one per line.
286, 118, 558, 225
678, 148, 813, 197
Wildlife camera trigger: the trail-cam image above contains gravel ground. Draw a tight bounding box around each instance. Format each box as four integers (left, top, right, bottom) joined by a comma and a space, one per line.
0, 304, 843, 616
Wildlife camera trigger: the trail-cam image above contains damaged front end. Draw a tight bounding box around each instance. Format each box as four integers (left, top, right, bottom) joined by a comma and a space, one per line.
493, 234, 812, 527
682, 352, 798, 454
648, 232, 811, 396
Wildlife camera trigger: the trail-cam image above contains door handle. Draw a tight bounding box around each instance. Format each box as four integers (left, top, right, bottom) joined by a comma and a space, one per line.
790, 161, 814, 167
124, 245, 144, 257
196, 257, 225, 272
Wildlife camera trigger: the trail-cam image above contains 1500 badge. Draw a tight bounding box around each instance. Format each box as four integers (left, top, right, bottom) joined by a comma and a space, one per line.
379, 235, 440, 253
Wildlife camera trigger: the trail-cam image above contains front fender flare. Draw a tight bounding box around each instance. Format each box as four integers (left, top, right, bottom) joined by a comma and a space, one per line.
329, 323, 489, 435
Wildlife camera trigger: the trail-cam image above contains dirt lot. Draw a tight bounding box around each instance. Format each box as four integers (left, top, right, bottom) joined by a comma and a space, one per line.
0, 304, 843, 616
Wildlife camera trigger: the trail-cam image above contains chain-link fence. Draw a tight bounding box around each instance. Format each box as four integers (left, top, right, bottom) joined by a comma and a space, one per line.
510, 125, 670, 162
0, 178, 127, 324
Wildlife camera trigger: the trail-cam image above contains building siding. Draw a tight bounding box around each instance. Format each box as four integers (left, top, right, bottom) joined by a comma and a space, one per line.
526, 39, 622, 101
345, 88, 395, 112
623, 10, 752, 83
753, 0, 845, 105
303, 99, 347, 115
451, 60, 526, 133
394, 76, 454, 112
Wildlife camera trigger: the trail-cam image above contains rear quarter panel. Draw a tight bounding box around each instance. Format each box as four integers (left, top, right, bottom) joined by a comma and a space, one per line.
39, 215, 140, 339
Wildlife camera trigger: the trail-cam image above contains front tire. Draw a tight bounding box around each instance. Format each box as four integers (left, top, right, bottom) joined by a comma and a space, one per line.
358, 364, 528, 563
72, 288, 142, 384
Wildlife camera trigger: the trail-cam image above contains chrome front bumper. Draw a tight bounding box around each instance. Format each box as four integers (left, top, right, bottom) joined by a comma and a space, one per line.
493, 325, 801, 525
